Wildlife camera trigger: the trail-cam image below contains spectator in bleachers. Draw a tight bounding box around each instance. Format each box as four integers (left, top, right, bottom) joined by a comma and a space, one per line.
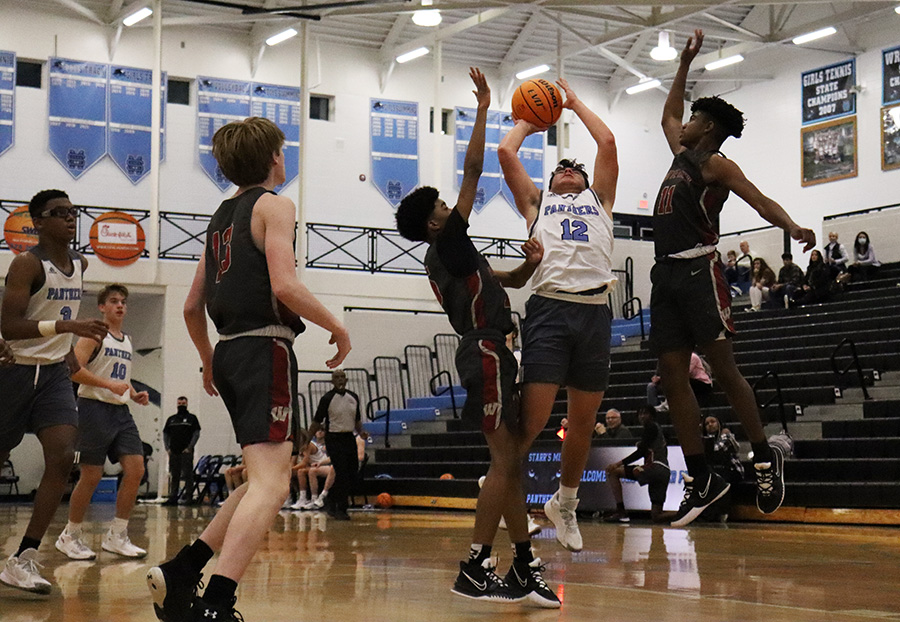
738, 240, 753, 263
849, 231, 881, 282
594, 409, 633, 439
749, 258, 776, 311
770, 253, 804, 306
646, 373, 665, 410
701, 416, 743, 522
303, 428, 334, 510
823, 231, 850, 279
796, 250, 833, 306
688, 352, 714, 406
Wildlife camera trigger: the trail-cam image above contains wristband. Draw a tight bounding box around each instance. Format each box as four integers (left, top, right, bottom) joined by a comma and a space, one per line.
38, 321, 58, 337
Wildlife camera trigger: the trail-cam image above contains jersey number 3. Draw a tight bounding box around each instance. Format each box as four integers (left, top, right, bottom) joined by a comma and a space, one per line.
212, 225, 234, 283
560, 219, 589, 242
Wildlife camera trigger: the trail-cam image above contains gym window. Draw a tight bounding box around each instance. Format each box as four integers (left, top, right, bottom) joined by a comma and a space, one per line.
429, 107, 451, 134
15, 60, 41, 89
167, 78, 190, 105
310, 94, 333, 121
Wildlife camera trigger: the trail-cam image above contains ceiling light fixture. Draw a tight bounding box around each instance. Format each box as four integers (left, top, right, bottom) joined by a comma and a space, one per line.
396, 47, 430, 63
650, 31, 678, 62
412, 9, 442, 26
123, 7, 152, 26
705, 54, 744, 71
895, 5, 900, 13
516, 64, 551, 80
792, 26, 837, 45
626, 78, 661, 95
266, 28, 298, 46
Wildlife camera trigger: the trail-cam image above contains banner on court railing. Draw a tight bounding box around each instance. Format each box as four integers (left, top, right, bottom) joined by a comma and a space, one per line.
198, 76, 251, 192
883, 44, 900, 106
370, 98, 418, 207
108, 65, 167, 185
524, 442, 687, 512
454, 108, 502, 213
801, 59, 857, 125
49, 57, 109, 178
251, 82, 300, 192
500, 113, 543, 215
0, 51, 14, 159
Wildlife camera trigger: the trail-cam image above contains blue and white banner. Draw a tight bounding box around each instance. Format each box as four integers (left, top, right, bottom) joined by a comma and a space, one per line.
251, 82, 300, 191
883, 44, 900, 106
49, 57, 108, 179
370, 99, 418, 207
0, 51, 14, 158
500, 113, 543, 214
801, 59, 856, 125
198, 76, 251, 191
454, 108, 502, 213
108, 65, 167, 185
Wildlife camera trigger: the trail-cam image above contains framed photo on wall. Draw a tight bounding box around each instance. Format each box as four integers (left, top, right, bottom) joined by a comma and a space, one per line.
882, 105, 900, 171
801, 116, 858, 186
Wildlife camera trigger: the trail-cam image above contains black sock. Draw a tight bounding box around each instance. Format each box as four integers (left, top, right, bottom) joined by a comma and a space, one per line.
513, 541, 533, 564
616, 502, 625, 512
751, 441, 773, 464
684, 454, 710, 480
184, 539, 214, 574
16, 537, 41, 557
468, 544, 491, 565
203, 575, 238, 608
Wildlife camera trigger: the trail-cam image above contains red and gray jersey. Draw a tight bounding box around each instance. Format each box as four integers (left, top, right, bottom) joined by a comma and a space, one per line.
653, 149, 730, 259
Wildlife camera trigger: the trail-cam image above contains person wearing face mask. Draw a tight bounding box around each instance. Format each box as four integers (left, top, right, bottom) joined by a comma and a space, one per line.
848, 231, 880, 282
163, 396, 202, 506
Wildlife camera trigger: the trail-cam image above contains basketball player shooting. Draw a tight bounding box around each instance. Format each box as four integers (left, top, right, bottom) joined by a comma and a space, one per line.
499, 78, 618, 553
650, 29, 816, 527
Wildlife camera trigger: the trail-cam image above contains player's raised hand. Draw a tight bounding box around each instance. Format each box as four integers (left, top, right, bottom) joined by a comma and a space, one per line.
469, 67, 490, 110
327, 325, 351, 369
0, 340, 15, 367
63, 319, 109, 341
681, 29, 704, 65
556, 77, 579, 109
790, 226, 817, 252
521, 237, 544, 266
513, 117, 547, 135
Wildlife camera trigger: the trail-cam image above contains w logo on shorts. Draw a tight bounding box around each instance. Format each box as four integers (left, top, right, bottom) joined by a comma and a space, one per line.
483, 402, 502, 431
270, 406, 290, 423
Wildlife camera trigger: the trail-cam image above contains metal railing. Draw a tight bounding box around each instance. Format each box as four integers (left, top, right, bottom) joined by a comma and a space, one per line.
430, 370, 460, 419
366, 396, 392, 448
830, 338, 872, 400
622, 296, 645, 340
752, 370, 789, 432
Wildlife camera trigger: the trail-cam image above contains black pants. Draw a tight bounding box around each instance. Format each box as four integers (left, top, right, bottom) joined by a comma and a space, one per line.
168, 451, 194, 502
325, 432, 358, 512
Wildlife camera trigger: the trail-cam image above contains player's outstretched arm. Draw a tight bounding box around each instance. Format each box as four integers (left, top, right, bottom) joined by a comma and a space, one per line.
498, 120, 542, 226
494, 238, 543, 289
184, 246, 218, 396
456, 67, 490, 222
706, 156, 816, 252
259, 194, 350, 368
662, 29, 704, 155
557, 78, 618, 213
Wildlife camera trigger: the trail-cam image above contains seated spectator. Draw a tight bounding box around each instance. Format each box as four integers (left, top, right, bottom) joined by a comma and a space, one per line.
771, 253, 804, 306
723, 249, 739, 285
823, 231, 850, 279
749, 257, 776, 311
689, 352, 713, 405
603, 405, 671, 523
849, 231, 880, 282
305, 428, 335, 510
594, 409, 634, 439
701, 416, 744, 522
290, 430, 314, 510
796, 250, 832, 306
646, 373, 665, 410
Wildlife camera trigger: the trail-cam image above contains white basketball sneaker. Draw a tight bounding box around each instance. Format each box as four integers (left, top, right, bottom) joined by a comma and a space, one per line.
0, 549, 52, 594
544, 491, 582, 552
56, 529, 97, 561
101, 528, 147, 558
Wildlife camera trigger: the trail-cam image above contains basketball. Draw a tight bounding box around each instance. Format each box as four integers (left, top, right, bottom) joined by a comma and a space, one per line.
377, 492, 393, 508
3, 205, 39, 254
511, 79, 563, 128
440, 473, 454, 480
89, 211, 146, 267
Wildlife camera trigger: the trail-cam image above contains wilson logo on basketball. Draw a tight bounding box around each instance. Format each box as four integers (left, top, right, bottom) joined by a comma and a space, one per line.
3, 205, 39, 254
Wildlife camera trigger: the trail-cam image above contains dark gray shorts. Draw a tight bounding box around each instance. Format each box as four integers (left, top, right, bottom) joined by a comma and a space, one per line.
76, 398, 143, 465
624, 462, 671, 506
0, 361, 78, 454
521, 295, 612, 392
455, 334, 519, 434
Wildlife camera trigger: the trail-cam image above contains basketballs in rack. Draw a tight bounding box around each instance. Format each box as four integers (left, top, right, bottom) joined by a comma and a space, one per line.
89, 211, 146, 267
511, 79, 563, 128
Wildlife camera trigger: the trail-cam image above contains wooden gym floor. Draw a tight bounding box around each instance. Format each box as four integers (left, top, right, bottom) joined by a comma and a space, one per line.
1, 503, 899, 621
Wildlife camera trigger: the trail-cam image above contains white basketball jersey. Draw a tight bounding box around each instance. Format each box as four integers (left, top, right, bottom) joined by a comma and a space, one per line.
8, 253, 83, 364
78, 332, 132, 405
529, 189, 617, 303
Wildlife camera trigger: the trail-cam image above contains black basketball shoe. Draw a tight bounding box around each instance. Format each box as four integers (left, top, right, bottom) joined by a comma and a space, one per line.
670, 472, 730, 527
192, 597, 244, 621
504, 557, 561, 608
755, 444, 786, 514
451, 558, 524, 603
147, 546, 204, 622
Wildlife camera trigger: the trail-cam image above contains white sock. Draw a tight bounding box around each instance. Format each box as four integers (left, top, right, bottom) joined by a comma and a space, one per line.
66, 521, 83, 536
110, 517, 128, 534
298, 491, 308, 502
559, 485, 579, 502
319, 490, 328, 498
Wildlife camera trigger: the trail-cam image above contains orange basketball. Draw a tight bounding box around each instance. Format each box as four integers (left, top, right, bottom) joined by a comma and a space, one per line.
89, 211, 146, 267
3, 205, 39, 254
440, 473, 454, 480
377, 492, 394, 508
511, 79, 563, 128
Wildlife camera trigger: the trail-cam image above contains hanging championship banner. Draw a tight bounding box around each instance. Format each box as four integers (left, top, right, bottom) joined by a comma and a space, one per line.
89, 211, 146, 266
198, 76, 251, 191
49, 58, 109, 178
251, 82, 300, 191
4, 204, 38, 254
801, 59, 856, 125
454, 108, 502, 213
883, 44, 900, 106
370, 98, 419, 207
500, 113, 543, 215
0, 51, 14, 158
108, 65, 167, 185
